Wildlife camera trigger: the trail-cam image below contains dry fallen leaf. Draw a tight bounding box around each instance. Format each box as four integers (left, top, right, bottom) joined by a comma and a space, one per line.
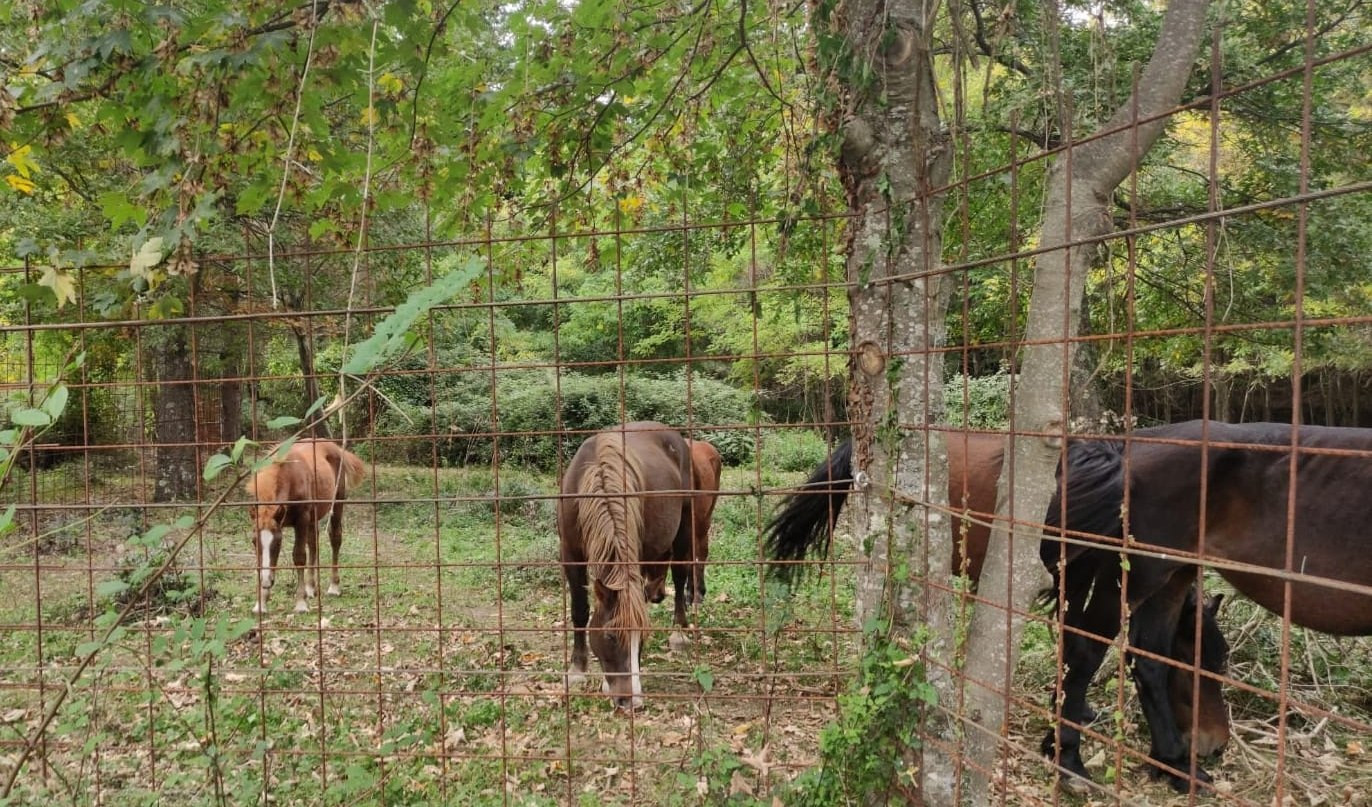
1347, 740, 1364, 757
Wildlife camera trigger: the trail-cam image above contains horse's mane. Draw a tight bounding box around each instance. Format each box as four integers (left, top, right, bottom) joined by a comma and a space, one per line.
577, 433, 649, 642
246, 460, 287, 505
1037, 438, 1128, 610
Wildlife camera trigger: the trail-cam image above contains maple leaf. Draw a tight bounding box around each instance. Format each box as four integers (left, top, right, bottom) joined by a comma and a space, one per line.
129, 236, 165, 281
38, 266, 77, 309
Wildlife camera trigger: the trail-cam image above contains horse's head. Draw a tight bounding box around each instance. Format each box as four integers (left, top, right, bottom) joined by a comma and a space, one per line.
1170, 591, 1231, 757
250, 503, 286, 609
643, 568, 668, 604
589, 580, 646, 711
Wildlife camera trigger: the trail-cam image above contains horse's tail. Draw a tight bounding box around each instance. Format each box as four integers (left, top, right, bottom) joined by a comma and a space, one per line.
336, 447, 365, 490
317, 442, 366, 494
763, 438, 854, 582
1038, 436, 1127, 609
577, 433, 649, 641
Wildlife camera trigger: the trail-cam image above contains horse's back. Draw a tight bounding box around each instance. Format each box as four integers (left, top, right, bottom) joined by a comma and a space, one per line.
558, 422, 691, 556
1134, 420, 1372, 634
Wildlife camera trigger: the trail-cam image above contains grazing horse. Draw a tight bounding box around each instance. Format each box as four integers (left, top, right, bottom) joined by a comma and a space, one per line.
1043, 420, 1372, 790
675, 438, 723, 605
559, 422, 692, 710
246, 439, 365, 614
643, 438, 723, 645
763, 432, 1232, 788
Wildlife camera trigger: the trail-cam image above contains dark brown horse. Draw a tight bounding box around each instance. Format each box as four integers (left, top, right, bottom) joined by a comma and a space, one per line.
1043, 420, 1372, 790
246, 439, 365, 614
559, 422, 692, 710
763, 432, 1232, 789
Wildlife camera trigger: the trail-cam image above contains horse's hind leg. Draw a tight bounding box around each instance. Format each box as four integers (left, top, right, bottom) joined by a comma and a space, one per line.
669, 563, 690, 653
327, 502, 344, 596
293, 522, 316, 613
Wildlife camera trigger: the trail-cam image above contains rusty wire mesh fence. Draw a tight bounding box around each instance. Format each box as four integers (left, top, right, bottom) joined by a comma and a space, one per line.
2, 6, 1372, 807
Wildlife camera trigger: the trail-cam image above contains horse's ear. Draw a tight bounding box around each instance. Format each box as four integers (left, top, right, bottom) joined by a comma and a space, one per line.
592, 579, 617, 605
1206, 592, 1225, 615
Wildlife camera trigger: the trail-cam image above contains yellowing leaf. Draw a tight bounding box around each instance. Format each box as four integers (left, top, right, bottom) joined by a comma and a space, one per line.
6, 144, 38, 178
65, 111, 82, 129
618, 195, 643, 215
306, 148, 322, 162
5, 174, 36, 194
38, 266, 77, 309
130, 237, 166, 279
360, 106, 378, 127
378, 72, 404, 94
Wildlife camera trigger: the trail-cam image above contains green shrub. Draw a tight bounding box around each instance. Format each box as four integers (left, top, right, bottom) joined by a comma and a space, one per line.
943, 371, 1011, 430
367, 369, 758, 470
761, 429, 831, 472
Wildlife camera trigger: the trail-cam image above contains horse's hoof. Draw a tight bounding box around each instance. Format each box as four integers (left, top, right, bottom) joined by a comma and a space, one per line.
565, 671, 586, 689
1056, 772, 1092, 796
669, 631, 689, 653
293, 600, 309, 614
252, 603, 266, 616
1039, 730, 1058, 759
1150, 759, 1211, 792
326, 584, 341, 596
304, 587, 316, 599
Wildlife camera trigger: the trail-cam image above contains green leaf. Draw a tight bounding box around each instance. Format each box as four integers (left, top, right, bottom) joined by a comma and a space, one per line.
96, 579, 130, 598
173, 515, 196, 530
11, 408, 52, 427
0, 504, 16, 536
230, 436, 253, 462
75, 640, 105, 658
41, 385, 69, 420
693, 666, 714, 693
341, 257, 483, 375
304, 395, 328, 418
266, 415, 302, 429
203, 453, 233, 481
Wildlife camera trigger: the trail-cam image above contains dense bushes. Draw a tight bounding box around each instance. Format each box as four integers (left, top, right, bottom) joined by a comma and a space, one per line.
369, 369, 758, 469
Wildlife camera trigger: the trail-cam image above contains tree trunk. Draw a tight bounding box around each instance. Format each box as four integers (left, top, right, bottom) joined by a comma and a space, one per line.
219, 335, 244, 444
152, 329, 199, 502
957, 0, 1213, 799
291, 323, 331, 439
824, 0, 955, 800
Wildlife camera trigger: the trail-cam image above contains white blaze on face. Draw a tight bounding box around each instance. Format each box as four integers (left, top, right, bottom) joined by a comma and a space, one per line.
629, 633, 642, 703
259, 529, 275, 589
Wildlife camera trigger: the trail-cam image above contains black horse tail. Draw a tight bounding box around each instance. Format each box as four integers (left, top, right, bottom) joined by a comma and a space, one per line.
763, 439, 854, 582
1037, 436, 1128, 610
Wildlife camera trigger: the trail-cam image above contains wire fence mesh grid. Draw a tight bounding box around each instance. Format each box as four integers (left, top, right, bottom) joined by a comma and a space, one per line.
0, 3, 1370, 807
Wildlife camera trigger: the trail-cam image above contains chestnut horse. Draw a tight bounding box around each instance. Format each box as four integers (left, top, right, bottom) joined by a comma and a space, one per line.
763, 432, 1232, 788
559, 422, 692, 710
676, 439, 723, 604
246, 439, 365, 614
1043, 420, 1372, 790
644, 438, 723, 644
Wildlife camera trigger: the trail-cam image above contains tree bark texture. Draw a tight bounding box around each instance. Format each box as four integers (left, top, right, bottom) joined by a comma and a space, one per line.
958, 0, 1213, 800
152, 328, 199, 502
825, 0, 955, 800
292, 323, 331, 439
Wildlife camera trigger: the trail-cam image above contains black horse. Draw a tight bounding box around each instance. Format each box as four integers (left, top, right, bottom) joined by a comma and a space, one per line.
764, 432, 1232, 792
1041, 421, 1372, 789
